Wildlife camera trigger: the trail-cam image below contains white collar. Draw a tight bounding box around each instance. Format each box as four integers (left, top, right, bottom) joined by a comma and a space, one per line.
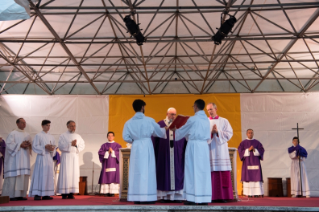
246, 138, 254, 140
16, 128, 25, 132
107, 140, 115, 143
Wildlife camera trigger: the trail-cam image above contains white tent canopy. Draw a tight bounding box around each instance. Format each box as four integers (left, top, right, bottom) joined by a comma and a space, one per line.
1, 0, 319, 95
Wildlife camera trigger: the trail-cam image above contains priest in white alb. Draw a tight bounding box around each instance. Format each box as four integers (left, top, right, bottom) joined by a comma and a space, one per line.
123, 99, 167, 204
57, 120, 85, 199
173, 99, 212, 205
2, 118, 31, 201
288, 136, 310, 198
29, 120, 56, 200
206, 102, 234, 202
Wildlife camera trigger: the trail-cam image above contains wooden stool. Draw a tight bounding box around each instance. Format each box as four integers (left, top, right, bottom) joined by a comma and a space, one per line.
268, 178, 283, 197
79, 176, 88, 195
286, 178, 291, 197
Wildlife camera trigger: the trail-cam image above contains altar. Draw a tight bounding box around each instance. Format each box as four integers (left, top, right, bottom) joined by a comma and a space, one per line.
119, 147, 238, 201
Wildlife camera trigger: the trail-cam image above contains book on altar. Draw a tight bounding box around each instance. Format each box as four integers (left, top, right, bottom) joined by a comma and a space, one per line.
169, 115, 190, 130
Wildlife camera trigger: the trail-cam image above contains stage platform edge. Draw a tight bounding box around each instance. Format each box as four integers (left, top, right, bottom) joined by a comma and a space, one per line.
0, 205, 319, 212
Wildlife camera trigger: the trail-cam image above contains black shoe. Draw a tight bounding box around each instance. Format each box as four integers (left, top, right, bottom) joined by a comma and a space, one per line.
220, 200, 227, 203
10, 198, 18, 201
140, 201, 155, 204
34, 195, 42, 200
17, 197, 27, 200
108, 194, 115, 197
198, 203, 208, 205
184, 201, 196, 205
62, 194, 68, 199
42, 196, 53, 200
174, 200, 183, 203
68, 194, 75, 199
134, 201, 140, 204
159, 199, 171, 203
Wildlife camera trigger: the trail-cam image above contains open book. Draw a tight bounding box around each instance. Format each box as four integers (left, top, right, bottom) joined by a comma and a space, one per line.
168, 115, 190, 130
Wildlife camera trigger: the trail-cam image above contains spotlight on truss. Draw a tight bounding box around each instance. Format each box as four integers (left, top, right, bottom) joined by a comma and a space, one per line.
212, 15, 237, 45
123, 15, 146, 46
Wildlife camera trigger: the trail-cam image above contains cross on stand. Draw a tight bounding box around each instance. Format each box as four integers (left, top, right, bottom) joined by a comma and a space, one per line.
291, 123, 304, 197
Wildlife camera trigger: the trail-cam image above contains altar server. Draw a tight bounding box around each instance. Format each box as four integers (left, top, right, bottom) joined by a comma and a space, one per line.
238, 129, 264, 197
288, 137, 310, 198
206, 103, 234, 202
29, 120, 56, 200
2, 118, 31, 201
173, 99, 211, 205
0, 136, 5, 195
57, 120, 85, 199
153, 107, 187, 203
123, 99, 167, 204
98, 131, 122, 196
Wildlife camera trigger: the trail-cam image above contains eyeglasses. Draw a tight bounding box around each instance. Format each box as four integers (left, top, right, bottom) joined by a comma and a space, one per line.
168, 113, 176, 116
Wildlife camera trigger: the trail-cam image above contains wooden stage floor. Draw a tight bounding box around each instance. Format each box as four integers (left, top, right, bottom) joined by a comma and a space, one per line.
0, 195, 319, 212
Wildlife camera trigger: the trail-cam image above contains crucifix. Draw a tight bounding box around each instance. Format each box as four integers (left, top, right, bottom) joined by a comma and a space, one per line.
291, 123, 304, 197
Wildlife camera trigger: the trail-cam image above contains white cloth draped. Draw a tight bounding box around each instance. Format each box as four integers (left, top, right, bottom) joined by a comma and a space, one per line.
289, 151, 310, 197
57, 131, 85, 194
208, 117, 233, 171
100, 183, 119, 194
29, 131, 56, 197
175, 110, 212, 203
4, 130, 31, 178
123, 112, 166, 202
243, 182, 264, 196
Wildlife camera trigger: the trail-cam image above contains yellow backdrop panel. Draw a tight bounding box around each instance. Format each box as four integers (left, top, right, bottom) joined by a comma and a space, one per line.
109, 94, 243, 195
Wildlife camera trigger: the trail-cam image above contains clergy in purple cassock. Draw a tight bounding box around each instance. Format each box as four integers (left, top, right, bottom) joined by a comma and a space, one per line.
0, 136, 5, 195
98, 131, 122, 196
206, 103, 234, 202
288, 137, 310, 198
153, 108, 187, 203
238, 129, 265, 197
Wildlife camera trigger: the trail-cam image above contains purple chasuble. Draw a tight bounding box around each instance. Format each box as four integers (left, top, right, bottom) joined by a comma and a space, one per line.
288, 145, 307, 158
0, 140, 5, 178
53, 150, 61, 165
152, 120, 187, 191
238, 139, 264, 182
98, 142, 122, 184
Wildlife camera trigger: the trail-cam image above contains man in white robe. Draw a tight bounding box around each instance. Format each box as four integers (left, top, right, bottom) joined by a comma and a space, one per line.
288, 137, 310, 198
173, 99, 212, 205
57, 120, 85, 199
2, 118, 31, 201
206, 103, 234, 202
123, 99, 167, 204
29, 120, 56, 200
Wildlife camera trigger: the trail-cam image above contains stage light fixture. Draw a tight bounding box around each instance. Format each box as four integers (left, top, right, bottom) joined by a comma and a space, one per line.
212, 15, 237, 45
123, 15, 146, 46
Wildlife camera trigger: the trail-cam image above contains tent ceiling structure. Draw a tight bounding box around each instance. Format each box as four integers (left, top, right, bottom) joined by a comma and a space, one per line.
0, 0, 319, 95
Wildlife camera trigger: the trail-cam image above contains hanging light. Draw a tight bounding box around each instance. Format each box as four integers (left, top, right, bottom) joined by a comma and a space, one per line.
212, 15, 237, 45
123, 15, 146, 46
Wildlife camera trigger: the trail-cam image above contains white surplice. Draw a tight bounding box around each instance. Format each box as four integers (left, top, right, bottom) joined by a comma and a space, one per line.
208, 117, 233, 171
29, 131, 56, 197
2, 129, 31, 198
289, 150, 310, 197
123, 112, 166, 202
57, 131, 85, 194
175, 110, 212, 203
